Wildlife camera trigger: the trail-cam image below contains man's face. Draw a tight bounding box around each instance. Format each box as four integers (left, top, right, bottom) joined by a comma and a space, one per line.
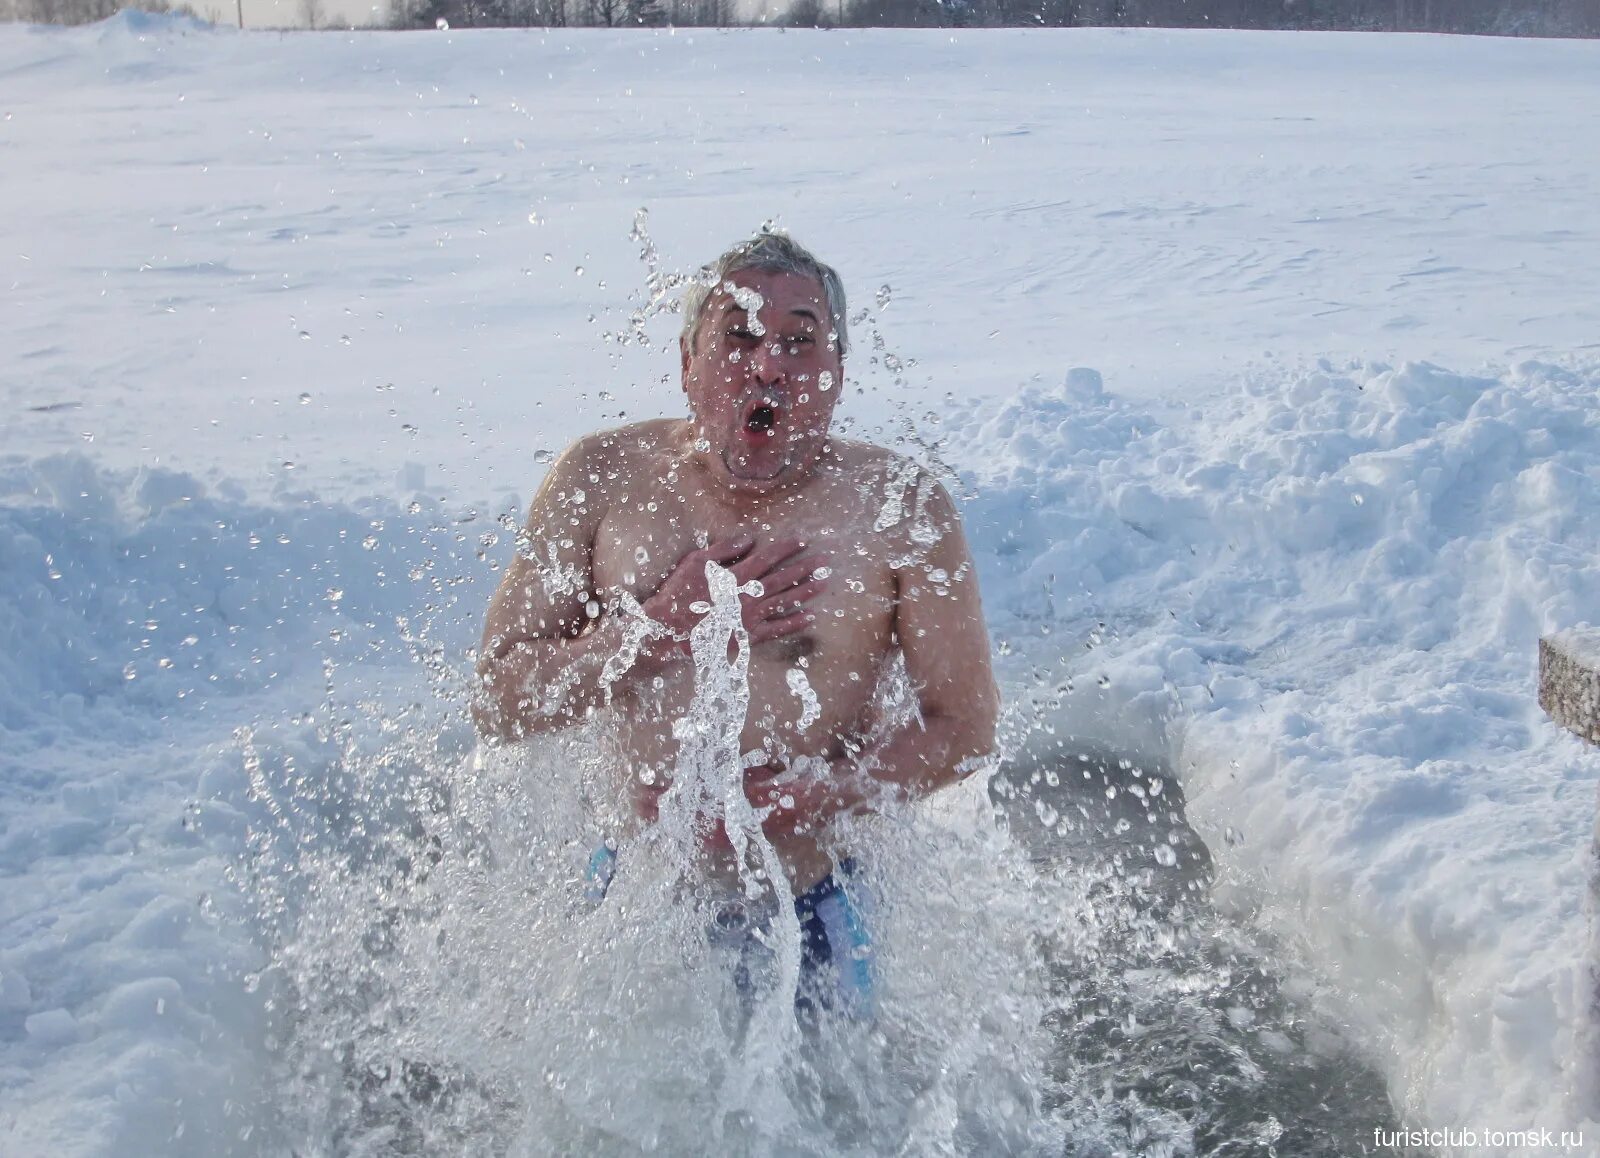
680, 268, 844, 491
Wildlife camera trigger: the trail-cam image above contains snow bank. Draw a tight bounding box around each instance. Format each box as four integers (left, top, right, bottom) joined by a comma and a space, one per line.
0, 455, 490, 1155
9, 361, 1597, 1151
953, 359, 1600, 1138
92, 9, 220, 38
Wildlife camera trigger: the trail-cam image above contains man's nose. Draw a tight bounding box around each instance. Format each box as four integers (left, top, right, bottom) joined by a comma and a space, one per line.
745, 339, 786, 386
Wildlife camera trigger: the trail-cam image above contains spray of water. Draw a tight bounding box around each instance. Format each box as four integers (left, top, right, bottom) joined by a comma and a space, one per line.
221, 215, 1408, 1156
232, 552, 1077, 1154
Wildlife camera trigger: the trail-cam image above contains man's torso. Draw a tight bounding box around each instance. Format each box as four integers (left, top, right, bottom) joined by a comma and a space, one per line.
585, 420, 911, 886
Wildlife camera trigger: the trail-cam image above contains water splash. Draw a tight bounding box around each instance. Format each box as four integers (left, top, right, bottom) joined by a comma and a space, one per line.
232, 582, 1077, 1155
605, 208, 692, 351
785, 665, 821, 732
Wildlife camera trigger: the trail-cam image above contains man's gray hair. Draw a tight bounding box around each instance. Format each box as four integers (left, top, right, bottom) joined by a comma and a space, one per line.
681, 232, 849, 358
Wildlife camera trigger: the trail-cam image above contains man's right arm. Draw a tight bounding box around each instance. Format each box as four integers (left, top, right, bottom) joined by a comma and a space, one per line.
472, 437, 636, 741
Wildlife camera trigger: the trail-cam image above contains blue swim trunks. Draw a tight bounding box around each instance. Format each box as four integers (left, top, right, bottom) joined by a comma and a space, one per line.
585, 845, 876, 1020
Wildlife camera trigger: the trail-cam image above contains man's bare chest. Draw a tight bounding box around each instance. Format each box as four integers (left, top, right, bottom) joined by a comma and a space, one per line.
590, 486, 897, 654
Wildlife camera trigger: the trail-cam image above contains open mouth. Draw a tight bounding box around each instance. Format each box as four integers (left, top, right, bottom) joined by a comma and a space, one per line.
744, 400, 780, 437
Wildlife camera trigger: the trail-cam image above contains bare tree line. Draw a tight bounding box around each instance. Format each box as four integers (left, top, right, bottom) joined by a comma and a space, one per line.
389, 0, 730, 27
388, 0, 1596, 34
2, 0, 1591, 37
2, 0, 199, 24
802, 0, 1597, 33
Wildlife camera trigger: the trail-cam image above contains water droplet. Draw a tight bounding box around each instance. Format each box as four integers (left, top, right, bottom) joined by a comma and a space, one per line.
361, 535, 379, 550
574, 266, 585, 277
298, 331, 311, 341
435, 16, 449, 27
818, 371, 835, 392
875, 284, 892, 309
534, 449, 554, 465
298, 392, 312, 404
407, 501, 422, 514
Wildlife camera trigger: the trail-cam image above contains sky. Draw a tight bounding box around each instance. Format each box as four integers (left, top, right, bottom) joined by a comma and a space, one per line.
198, 0, 389, 28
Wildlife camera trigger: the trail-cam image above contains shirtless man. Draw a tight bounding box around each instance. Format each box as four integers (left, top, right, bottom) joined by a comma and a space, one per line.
473, 233, 998, 1013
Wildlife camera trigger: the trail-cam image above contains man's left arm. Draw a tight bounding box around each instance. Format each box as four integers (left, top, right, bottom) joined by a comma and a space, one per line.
858, 476, 1000, 801
749, 475, 999, 833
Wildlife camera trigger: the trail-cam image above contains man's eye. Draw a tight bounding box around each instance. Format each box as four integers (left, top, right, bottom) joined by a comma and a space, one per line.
726, 327, 757, 342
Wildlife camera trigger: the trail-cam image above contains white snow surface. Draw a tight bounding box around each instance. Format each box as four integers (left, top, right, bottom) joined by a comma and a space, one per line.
1549, 627, 1600, 676
3, 14, 1600, 1154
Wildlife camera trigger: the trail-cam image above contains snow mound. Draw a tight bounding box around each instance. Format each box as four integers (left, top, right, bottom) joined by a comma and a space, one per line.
0, 458, 487, 1155
92, 8, 218, 39
955, 358, 1600, 1136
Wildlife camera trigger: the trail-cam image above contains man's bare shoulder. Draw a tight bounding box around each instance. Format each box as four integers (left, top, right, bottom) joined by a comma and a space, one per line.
824, 439, 951, 505
824, 438, 924, 484
822, 439, 964, 553
548, 420, 686, 482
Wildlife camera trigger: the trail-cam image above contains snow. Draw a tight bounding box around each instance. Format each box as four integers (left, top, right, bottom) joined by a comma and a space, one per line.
3, 14, 1599, 1155
957, 357, 1600, 1133
1550, 627, 1600, 675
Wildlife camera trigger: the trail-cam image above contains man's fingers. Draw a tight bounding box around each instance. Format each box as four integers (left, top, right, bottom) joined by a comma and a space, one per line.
702, 533, 756, 566
757, 555, 831, 598
746, 609, 814, 644
754, 577, 828, 620
730, 538, 807, 584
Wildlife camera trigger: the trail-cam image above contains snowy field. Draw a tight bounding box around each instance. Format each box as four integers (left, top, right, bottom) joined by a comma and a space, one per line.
3, 13, 1600, 1156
